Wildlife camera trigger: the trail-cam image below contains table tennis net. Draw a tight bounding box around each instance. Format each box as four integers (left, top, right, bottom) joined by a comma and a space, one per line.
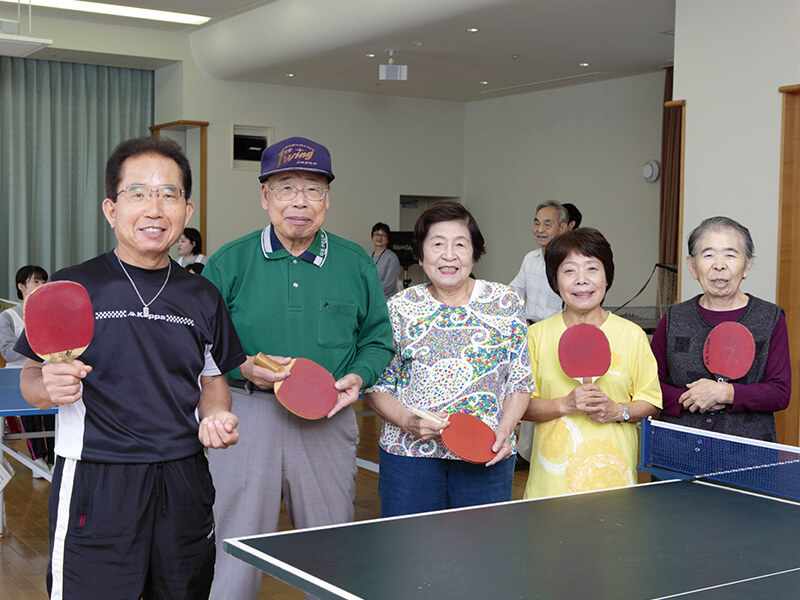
640, 418, 800, 501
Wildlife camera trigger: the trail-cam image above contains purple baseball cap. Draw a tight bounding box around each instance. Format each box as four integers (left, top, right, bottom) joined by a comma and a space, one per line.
259, 136, 335, 183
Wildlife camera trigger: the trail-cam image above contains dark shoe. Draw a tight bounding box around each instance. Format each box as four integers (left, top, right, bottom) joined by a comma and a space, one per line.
514, 453, 530, 471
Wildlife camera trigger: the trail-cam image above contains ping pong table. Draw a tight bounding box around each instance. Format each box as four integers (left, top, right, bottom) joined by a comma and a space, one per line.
0, 368, 57, 536
224, 420, 800, 599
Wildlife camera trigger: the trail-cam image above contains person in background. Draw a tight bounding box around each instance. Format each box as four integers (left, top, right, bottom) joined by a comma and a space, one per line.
17, 136, 245, 599
365, 202, 532, 517
509, 199, 569, 468
563, 202, 582, 230
370, 222, 402, 300
523, 228, 661, 499
186, 262, 205, 275
176, 226, 207, 267
0, 265, 54, 475
203, 136, 394, 599
651, 216, 790, 440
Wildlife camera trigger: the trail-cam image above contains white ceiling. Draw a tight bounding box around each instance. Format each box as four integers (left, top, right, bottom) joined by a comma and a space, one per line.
13, 0, 675, 102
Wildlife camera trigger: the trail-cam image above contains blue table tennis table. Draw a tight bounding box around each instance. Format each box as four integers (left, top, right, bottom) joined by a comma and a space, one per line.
0, 368, 57, 536
224, 419, 800, 599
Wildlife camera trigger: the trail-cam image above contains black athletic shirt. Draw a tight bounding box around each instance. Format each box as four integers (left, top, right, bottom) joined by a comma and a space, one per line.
15, 251, 246, 463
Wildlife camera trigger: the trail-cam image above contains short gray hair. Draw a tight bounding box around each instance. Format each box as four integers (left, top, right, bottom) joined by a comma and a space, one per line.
687, 216, 755, 261
535, 200, 569, 225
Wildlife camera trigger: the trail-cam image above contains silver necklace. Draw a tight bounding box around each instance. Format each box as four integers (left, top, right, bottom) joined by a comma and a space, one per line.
116, 252, 171, 317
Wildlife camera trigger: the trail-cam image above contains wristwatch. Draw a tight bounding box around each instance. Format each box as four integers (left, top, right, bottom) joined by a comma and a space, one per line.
618, 404, 630, 423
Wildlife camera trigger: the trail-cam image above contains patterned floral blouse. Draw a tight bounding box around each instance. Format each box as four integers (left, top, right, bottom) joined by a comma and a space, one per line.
366, 280, 534, 459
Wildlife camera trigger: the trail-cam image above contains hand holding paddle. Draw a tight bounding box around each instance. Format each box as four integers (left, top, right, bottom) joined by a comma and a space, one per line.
406, 406, 450, 441
23, 281, 95, 406
331, 372, 364, 417
678, 322, 754, 413
409, 406, 514, 466
24, 281, 94, 364
408, 406, 449, 427
254, 352, 338, 420
557, 323, 612, 416
441, 412, 498, 464
248, 353, 291, 387
703, 322, 755, 383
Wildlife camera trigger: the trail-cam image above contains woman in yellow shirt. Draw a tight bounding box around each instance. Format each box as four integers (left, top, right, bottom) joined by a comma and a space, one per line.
523, 228, 662, 499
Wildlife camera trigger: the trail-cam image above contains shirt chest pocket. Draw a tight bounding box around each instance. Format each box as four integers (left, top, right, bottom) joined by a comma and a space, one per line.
317, 301, 358, 348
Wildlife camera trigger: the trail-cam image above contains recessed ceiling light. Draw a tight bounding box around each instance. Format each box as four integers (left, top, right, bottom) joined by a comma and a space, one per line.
0, 0, 210, 25
579, 62, 590, 68
479, 81, 489, 85
411, 41, 424, 47
285, 73, 295, 78
366, 53, 376, 58
511, 54, 520, 60
466, 27, 480, 33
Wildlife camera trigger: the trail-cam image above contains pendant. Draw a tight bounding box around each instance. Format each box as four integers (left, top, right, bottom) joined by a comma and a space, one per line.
143, 306, 149, 317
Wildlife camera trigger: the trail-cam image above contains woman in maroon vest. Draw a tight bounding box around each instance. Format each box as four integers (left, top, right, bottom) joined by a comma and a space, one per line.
651, 216, 790, 441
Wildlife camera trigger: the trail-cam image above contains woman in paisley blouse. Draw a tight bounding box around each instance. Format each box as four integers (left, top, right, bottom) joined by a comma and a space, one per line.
365, 202, 533, 517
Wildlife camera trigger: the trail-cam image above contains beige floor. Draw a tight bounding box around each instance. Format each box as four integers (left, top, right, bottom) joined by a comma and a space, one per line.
0, 405, 528, 599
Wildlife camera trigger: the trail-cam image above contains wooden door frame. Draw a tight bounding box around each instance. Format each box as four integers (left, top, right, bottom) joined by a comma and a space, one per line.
150, 121, 209, 247
776, 85, 800, 446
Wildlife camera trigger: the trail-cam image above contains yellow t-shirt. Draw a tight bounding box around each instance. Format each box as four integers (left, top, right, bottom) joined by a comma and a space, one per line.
524, 312, 662, 499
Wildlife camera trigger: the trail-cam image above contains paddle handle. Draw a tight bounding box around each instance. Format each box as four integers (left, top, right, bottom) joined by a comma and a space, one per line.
408, 406, 449, 426
254, 352, 287, 373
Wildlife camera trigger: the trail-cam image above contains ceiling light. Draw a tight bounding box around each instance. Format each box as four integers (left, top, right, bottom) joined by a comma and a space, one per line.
479, 81, 488, 85
511, 54, 520, 60
0, 32, 52, 57
0, 0, 210, 25
285, 73, 295, 78
366, 53, 376, 58
411, 41, 424, 46
0, 6, 51, 56
379, 49, 407, 81
579, 62, 590, 67
466, 27, 479, 33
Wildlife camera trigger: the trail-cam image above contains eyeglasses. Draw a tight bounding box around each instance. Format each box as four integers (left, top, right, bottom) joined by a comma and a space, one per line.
266, 181, 328, 203
116, 185, 185, 204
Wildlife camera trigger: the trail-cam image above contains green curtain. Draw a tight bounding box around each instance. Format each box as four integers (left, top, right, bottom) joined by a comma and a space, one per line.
0, 57, 153, 299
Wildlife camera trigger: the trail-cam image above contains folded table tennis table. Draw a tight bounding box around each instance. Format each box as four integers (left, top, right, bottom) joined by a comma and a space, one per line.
225, 419, 800, 599
0, 368, 57, 536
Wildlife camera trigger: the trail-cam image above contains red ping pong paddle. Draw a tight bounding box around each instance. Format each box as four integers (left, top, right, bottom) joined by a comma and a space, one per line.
440, 412, 496, 464
23, 281, 94, 363
703, 322, 755, 382
558, 323, 611, 384
254, 352, 338, 420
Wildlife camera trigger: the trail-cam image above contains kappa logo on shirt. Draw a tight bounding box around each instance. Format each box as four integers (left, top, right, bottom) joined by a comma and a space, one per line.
95, 310, 195, 327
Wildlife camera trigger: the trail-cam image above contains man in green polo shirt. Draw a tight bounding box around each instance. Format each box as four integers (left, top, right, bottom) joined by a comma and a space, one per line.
204, 136, 394, 600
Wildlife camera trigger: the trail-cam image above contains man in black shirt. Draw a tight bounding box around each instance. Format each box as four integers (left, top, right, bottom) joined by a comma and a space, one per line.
18, 136, 246, 599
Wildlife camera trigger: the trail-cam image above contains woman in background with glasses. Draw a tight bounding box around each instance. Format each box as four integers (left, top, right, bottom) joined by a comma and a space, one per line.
370, 222, 401, 300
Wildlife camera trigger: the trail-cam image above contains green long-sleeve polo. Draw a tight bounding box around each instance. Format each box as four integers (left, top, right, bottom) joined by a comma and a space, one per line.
203, 227, 394, 388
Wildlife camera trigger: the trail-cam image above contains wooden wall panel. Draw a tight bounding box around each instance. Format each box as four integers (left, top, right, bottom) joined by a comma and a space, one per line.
776, 85, 800, 446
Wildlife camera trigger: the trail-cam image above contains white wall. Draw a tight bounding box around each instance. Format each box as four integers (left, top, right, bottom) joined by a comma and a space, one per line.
172, 64, 466, 253
674, 0, 800, 302
464, 72, 664, 306
8, 10, 667, 292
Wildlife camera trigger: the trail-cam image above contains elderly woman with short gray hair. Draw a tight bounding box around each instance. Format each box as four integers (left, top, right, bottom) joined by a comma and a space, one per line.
651, 216, 790, 441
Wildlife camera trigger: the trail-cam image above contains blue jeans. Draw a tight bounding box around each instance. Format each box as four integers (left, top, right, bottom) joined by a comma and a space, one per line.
378, 448, 515, 517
